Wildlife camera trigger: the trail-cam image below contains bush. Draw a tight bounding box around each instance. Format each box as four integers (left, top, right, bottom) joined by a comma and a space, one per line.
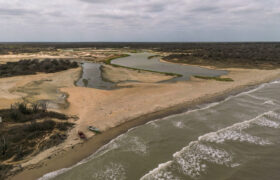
0, 59, 79, 78
24, 120, 56, 132
1, 102, 68, 123
56, 122, 74, 131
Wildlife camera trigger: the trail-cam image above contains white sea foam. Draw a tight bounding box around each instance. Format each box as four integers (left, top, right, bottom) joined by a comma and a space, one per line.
140, 161, 181, 180
173, 142, 232, 178
253, 116, 280, 128
270, 80, 280, 84
125, 136, 147, 155
173, 121, 185, 128
92, 134, 126, 158
38, 168, 72, 180
263, 100, 276, 105
147, 121, 160, 128
200, 130, 271, 145
95, 134, 148, 156
199, 111, 274, 145
98, 134, 148, 155
91, 163, 126, 180
266, 111, 280, 120
142, 170, 180, 180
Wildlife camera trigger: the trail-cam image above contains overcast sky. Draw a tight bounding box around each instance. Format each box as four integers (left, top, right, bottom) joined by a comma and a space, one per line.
0, 0, 279, 42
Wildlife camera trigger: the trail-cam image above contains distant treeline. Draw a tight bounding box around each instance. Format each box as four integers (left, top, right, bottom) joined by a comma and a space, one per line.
0, 43, 56, 54
1, 42, 280, 68
163, 43, 280, 60
1, 42, 280, 54
162, 43, 280, 69
0, 59, 78, 78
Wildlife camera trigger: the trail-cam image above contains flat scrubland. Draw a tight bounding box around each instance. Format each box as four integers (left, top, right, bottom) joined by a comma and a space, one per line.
0, 43, 280, 180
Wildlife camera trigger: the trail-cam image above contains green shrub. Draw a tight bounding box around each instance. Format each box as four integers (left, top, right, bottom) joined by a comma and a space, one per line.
194, 75, 234, 82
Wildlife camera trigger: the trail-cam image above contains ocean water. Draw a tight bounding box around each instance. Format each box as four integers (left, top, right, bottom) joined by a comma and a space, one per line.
40, 79, 280, 180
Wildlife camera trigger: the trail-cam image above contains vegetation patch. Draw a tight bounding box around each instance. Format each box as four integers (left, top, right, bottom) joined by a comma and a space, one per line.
104, 54, 130, 65
129, 50, 139, 53
82, 79, 89, 87
0, 103, 67, 123
0, 59, 78, 78
148, 55, 161, 59
0, 164, 13, 180
0, 44, 55, 55
0, 102, 73, 179
194, 75, 234, 82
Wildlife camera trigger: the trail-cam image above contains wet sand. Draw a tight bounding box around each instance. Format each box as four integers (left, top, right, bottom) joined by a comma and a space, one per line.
10, 67, 280, 180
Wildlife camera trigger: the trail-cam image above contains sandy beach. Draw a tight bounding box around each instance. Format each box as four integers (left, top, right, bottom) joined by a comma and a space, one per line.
9, 66, 280, 180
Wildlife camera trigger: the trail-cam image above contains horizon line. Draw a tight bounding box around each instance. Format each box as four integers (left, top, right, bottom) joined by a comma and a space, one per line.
0, 41, 280, 44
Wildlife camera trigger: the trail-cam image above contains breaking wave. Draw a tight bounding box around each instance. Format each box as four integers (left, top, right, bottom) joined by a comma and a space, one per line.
141, 110, 280, 179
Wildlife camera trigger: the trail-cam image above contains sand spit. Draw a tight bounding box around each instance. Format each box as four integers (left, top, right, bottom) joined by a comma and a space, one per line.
101, 64, 175, 83
10, 67, 280, 180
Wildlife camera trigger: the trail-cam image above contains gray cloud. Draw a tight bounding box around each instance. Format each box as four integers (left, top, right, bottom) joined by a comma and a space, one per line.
46, 11, 65, 17
79, 0, 119, 4
0, 0, 279, 41
0, 8, 37, 16
191, 6, 222, 13
146, 5, 165, 13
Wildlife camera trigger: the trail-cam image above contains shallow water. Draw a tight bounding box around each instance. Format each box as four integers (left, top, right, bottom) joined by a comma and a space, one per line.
112, 53, 227, 81
76, 62, 115, 89
76, 53, 227, 89
40, 79, 280, 180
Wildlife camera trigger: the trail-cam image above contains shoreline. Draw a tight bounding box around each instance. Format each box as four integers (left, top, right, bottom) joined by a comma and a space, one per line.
10, 74, 280, 180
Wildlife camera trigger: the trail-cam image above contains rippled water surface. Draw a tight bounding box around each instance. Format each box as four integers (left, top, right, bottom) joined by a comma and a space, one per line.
42, 80, 280, 180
